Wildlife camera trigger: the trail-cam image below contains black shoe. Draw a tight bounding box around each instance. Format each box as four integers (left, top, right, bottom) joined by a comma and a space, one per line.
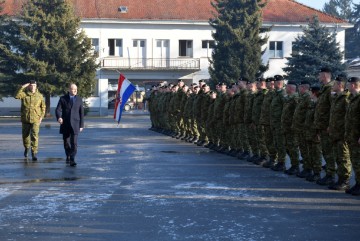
328, 179, 350, 191
69, 157, 77, 167
262, 159, 275, 168
271, 162, 285, 172
316, 174, 335, 186
31, 152, 38, 161
284, 165, 299, 175
24, 148, 29, 157
66, 156, 70, 164
254, 156, 267, 166
204, 142, 213, 148
306, 173, 320, 182
346, 184, 360, 194
297, 168, 312, 178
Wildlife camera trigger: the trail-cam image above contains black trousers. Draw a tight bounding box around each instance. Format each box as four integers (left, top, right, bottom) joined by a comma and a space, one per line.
63, 131, 78, 159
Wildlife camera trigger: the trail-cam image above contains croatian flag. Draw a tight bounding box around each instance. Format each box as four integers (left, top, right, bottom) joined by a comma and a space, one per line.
114, 73, 136, 124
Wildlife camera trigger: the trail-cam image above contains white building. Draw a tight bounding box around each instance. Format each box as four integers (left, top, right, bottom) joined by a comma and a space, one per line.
1, 0, 352, 116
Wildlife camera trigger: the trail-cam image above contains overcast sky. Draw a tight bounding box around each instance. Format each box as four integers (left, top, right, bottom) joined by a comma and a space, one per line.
296, 0, 360, 10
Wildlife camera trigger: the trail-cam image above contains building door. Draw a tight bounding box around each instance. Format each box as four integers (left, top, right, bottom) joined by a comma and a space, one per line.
132, 39, 146, 68
154, 39, 170, 67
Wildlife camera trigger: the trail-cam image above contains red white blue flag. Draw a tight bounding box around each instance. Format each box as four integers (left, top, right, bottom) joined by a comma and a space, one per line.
114, 73, 136, 124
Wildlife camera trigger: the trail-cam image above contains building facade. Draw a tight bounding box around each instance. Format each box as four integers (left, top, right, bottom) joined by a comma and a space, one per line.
1, 0, 352, 116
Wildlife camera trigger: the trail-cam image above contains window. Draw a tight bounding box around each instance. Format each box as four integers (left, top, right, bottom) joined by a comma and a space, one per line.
269, 41, 283, 58
91, 79, 99, 97
133, 40, 145, 47
179, 40, 193, 57
108, 39, 123, 57
91, 38, 99, 57
202, 40, 215, 49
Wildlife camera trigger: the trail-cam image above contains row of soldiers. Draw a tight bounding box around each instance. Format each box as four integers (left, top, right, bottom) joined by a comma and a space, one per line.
148, 67, 360, 195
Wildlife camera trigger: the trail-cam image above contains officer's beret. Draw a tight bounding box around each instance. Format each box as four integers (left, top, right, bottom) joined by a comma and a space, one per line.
348, 77, 360, 83
219, 82, 227, 86
257, 77, 265, 82
210, 90, 217, 94
320, 67, 331, 73
299, 80, 310, 86
287, 80, 297, 86
178, 79, 184, 83
202, 84, 209, 88
265, 77, 275, 82
310, 85, 321, 92
29, 80, 37, 84
274, 75, 284, 81
335, 75, 347, 82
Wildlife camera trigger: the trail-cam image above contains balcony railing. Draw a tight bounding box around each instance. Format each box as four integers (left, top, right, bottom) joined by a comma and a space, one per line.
101, 57, 200, 71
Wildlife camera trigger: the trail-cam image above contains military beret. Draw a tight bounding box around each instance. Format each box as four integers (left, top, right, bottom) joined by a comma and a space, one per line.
190, 83, 198, 86
274, 75, 284, 81
310, 85, 321, 92
287, 80, 297, 86
178, 79, 184, 82
199, 80, 204, 83
335, 75, 347, 82
265, 77, 275, 82
348, 77, 360, 83
246, 80, 254, 84
257, 77, 266, 82
210, 90, 217, 94
299, 80, 310, 86
202, 84, 209, 88
320, 67, 331, 73
219, 82, 227, 86
29, 80, 37, 84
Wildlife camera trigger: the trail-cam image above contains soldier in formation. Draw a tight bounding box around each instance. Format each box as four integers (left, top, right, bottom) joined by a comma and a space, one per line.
148, 72, 360, 195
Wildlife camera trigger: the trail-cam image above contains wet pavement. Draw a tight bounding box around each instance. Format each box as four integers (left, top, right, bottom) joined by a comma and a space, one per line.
0, 114, 359, 241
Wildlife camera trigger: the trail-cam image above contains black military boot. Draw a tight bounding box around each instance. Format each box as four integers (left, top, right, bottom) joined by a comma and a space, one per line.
346, 183, 360, 195
316, 174, 335, 186
262, 159, 275, 168
328, 178, 350, 191
69, 157, 77, 167
296, 168, 312, 178
271, 162, 285, 172
66, 156, 70, 164
254, 156, 267, 166
306, 172, 320, 182
31, 152, 38, 161
284, 165, 299, 175
24, 147, 29, 158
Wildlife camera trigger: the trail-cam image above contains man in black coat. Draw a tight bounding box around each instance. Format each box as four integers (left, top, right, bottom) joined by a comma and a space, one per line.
56, 83, 84, 166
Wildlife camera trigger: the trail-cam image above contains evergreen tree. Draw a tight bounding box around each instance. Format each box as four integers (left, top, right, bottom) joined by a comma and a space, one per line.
347, 2, 360, 58
209, 0, 267, 86
0, 0, 9, 100
323, 0, 353, 20
0, 0, 99, 115
284, 16, 346, 84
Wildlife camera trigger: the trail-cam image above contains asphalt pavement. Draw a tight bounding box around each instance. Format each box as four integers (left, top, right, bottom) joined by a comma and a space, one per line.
0, 112, 359, 241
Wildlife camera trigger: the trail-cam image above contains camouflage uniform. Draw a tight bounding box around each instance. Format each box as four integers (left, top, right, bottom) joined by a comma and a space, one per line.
314, 82, 335, 177
345, 92, 360, 185
235, 89, 249, 154
292, 91, 311, 170
200, 92, 211, 142
281, 93, 299, 166
213, 91, 227, 146
329, 91, 351, 182
229, 93, 240, 150
206, 98, 216, 144
259, 90, 277, 161
244, 90, 257, 156
305, 101, 322, 174
252, 89, 268, 158
270, 89, 286, 164
15, 86, 46, 154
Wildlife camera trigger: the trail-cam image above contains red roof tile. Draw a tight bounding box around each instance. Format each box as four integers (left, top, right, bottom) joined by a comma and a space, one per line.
2, 0, 347, 24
